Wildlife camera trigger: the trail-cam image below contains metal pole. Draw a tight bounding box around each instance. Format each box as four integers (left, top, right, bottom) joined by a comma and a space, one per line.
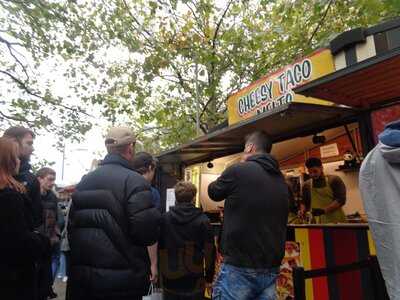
61, 143, 65, 181
195, 59, 200, 136
358, 111, 376, 157
344, 124, 359, 156
293, 267, 306, 300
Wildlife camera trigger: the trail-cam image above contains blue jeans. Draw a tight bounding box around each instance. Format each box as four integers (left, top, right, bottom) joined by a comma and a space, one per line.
213, 263, 279, 300
51, 250, 60, 281
57, 252, 67, 278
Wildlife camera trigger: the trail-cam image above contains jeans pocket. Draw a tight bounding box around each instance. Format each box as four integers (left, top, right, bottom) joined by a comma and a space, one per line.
272, 267, 280, 277
212, 288, 221, 299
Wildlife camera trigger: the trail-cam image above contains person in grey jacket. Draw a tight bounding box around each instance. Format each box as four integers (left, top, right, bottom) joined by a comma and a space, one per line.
359, 120, 400, 300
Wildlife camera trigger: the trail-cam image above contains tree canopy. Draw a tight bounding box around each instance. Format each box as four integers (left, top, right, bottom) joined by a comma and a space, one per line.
1, 0, 399, 150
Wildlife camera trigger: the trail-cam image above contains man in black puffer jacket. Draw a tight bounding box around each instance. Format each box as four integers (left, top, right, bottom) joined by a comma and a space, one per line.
67, 127, 161, 300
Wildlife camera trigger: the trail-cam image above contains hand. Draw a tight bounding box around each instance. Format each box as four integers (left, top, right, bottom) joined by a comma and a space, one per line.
150, 264, 158, 284
312, 208, 325, 216
205, 282, 213, 295
298, 208, 306, 218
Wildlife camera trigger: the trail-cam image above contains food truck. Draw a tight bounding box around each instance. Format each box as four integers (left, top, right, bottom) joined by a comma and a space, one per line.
157, 17, 400, 299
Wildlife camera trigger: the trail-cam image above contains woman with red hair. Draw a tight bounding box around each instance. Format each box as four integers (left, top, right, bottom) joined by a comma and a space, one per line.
0, 137, 49, 300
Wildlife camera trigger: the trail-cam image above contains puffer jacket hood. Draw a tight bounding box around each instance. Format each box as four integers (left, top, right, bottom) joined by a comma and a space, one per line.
378, 120, 400, 163
378, 143, 400, 163
379, 119, 400, 147
247, 153, 281, 174
169, 203, 203, 225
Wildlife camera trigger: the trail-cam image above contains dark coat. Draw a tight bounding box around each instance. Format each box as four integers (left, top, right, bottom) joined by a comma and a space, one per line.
40, 191, 61, 247
159, 203, 215, 291
67, 154, 161, 299
15, 159, 43, 228
0, 188, 50, 300
208, 154, 289, 269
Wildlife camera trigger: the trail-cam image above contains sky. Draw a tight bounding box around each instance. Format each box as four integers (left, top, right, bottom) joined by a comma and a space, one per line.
33, 60, 109, 186
32, 126, 107, 186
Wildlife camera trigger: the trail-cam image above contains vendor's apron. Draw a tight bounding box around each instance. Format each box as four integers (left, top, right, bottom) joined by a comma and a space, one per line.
311, 177, 346, 223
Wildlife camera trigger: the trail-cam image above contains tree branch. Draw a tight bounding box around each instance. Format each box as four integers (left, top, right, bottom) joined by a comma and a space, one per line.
189, 114, 207, 133
165, 0, 184, 27
157, 74, 181, 84
212, 0, 234, 50
121, 0, 157, 49
0, 35, 29, 81
185, 1, 206, 39
216, 96, 227, 111
159, 72, 190, 82
0, 110, 35, 125
307, 0, 334, 45
204, 0, 234, 115
169, 63, 196, 99
0, 70, 92, 118
0, 35, 24, 47
199, 96, 216, 120
5, 0, 27, 4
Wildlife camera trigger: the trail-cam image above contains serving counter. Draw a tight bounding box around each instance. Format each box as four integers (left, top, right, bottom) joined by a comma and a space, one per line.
283, 224, 376, 300
210, 223, 376, 300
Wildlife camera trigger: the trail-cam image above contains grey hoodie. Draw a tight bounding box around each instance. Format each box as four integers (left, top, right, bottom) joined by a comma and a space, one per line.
360, 133, 400, 299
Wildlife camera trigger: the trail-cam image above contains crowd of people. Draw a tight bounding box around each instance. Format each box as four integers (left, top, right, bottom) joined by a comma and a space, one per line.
0, 122, 398, 300
0, 127, 69, 300
0, 125, 288, 300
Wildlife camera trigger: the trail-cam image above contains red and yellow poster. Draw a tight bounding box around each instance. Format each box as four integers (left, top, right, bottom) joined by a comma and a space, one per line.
227, 49, 336, 125
276, 241, 301, 300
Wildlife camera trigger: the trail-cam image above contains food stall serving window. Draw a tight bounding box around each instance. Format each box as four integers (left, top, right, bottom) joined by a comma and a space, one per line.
157, 19, 400, 300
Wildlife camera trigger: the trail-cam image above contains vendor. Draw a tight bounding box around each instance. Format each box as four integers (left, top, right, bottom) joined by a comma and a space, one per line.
300, 157, 347, 223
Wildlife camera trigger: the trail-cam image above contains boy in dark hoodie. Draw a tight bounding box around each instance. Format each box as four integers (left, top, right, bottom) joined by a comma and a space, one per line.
159, 181, 216, 300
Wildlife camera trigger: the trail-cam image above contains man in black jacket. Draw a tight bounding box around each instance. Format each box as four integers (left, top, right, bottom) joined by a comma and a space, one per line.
208, 131, 288, 300
3, 126, 42, 228
3, 127, 47, 300
67, 127, 161, 300
159, 181, 215, 300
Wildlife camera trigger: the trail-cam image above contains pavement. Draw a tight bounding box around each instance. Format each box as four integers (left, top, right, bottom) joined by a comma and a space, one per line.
54, 279, 67, 300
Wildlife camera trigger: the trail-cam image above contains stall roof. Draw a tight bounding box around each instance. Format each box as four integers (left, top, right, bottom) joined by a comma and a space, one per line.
294, 47, 400, 108
158, 103, 357, 166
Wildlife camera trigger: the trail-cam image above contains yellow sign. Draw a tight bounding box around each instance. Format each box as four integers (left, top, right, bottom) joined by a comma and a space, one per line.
227, 49, 335, 125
